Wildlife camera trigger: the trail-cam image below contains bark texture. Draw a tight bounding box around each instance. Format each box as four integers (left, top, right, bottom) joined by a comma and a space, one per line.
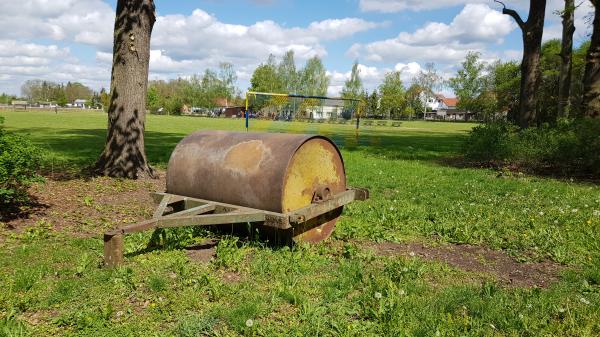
496, 0, 547, 128
558, 0, 575, 117
95, 0, 156, 178
583, 0, 600, 117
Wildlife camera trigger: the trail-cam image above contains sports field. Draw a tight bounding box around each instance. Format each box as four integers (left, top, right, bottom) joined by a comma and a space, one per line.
1, 109, 599, 336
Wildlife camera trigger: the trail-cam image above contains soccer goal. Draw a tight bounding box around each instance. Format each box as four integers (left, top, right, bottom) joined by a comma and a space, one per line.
245, 91, 363, 122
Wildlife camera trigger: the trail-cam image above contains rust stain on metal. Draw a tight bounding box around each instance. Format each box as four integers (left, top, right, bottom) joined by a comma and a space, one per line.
223, 140, 265, 174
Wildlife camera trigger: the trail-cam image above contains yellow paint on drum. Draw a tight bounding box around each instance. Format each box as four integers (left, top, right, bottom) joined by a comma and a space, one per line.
281, 139, 346, 212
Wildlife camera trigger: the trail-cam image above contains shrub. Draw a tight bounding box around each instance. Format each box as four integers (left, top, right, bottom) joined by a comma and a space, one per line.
463, 121, 518, 161
0, 119, 42, 206
463, 118, 600, 176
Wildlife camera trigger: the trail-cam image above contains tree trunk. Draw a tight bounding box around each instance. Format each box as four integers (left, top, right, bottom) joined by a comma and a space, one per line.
558, 0, 575, 117
583, 0, 600, 117
497, 0, 547, 127
94, 0, 156, 178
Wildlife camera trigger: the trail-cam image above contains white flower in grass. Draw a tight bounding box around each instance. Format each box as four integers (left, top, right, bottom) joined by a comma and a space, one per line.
245, 319, 254, 327
558, 307, 566, 313
402, 267, 409, 272
572, 209, 579, 213
526, 304, 532, 309
398, 289, 406, 296
435, 330, 441, 336
593, 210, 600, 217
409, 251, 416, 257
580, 297, 591, 305
518, 313, 524, 319
374, 292, 382, 299
554, 220, 559, 225
539, 211, 544, 216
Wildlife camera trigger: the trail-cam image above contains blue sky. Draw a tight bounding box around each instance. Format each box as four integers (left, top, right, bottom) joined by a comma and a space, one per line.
0, 0, 594, 97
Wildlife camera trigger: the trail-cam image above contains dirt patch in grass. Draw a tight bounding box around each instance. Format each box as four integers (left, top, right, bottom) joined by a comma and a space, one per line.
1, 173, 166, 236
366, 241, 564, 288
185, 239, 218, 264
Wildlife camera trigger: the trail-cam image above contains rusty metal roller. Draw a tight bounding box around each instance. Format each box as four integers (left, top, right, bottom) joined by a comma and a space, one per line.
166, 130, 347, 242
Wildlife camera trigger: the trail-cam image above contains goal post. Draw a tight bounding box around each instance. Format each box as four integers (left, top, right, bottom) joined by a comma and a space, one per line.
244, 91, 364, 123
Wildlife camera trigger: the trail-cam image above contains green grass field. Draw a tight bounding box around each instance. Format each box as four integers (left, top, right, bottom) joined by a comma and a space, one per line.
1, 110, 599, 336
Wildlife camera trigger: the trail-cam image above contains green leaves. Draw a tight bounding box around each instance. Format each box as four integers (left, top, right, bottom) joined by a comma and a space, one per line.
0, 126, 42, 206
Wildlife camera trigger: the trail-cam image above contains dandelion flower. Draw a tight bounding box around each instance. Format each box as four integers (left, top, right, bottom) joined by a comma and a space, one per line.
245, 319, 254, 327
374, 292, 382, 299
409, 251, 416, 257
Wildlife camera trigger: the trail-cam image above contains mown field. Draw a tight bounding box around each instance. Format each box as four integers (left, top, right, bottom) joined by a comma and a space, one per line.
1, 109, 599, 336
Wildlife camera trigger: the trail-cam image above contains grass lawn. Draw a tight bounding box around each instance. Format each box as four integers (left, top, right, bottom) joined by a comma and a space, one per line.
1, 109, 599, 336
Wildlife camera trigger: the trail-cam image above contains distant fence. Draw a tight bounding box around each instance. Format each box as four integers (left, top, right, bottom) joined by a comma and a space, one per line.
0, 106, 104, 113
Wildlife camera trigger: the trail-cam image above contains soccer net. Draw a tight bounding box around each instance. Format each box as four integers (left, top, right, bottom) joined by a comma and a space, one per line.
245, 91, 363, 121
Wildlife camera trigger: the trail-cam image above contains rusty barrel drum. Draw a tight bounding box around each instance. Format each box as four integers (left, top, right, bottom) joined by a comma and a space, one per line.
166, 130, 346, 243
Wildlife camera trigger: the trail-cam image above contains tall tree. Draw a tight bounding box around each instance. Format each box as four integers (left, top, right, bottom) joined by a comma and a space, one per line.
448, 52, 487, 113
379, 71, 406, 119
95, 0, 156, 178
278, 50, 298, 94
341, 61, 363, 100
491, 60, 521, 118
415, 62, 442, 117
299, 56, 329, 96
558, 0, 576, 117
250, 63, 283, 93
495, 0, 547, 127
582, 0, 600, 117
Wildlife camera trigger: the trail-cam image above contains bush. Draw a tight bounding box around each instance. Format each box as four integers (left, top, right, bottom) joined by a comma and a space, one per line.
463, 118, 600, 176
463, 121, 518, 161
0, 118, 42, 206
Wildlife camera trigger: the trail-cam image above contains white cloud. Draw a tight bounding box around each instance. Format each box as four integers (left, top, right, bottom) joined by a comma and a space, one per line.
0, 0, 114, 50
351, 4, 515, 65
152, 9, 380, 65
0, 2, 382, 94
359, 0, 529, 12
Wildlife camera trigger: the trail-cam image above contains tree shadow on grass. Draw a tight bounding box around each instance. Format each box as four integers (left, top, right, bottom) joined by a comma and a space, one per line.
13, 127, 188, 179
17, 126, 470, 168
0, 195, 49, 223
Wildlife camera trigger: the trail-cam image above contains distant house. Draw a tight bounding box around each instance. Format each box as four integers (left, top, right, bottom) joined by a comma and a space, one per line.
73, 99, 87, 108
420, 94, 475, 121
11, 100, 28, 109
306, 98, 345, 120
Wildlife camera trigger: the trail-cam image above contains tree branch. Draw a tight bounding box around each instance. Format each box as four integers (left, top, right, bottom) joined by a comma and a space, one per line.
494, 0, 526, 30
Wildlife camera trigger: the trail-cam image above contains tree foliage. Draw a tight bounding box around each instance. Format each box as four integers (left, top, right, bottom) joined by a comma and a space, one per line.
448, 52, 491, 117
379, 71, 406, 119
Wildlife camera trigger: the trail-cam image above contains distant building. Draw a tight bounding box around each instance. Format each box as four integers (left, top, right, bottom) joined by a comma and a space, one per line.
11, 100, 28, 109
420, 93, 474, 121
73, 99, 87, 108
